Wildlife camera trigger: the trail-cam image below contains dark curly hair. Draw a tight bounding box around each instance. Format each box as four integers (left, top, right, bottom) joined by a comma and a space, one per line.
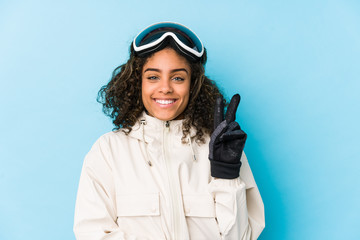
97, 42, 224, 144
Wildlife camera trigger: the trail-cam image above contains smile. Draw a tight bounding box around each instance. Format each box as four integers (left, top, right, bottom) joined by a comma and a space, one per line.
155, 99, 177, 105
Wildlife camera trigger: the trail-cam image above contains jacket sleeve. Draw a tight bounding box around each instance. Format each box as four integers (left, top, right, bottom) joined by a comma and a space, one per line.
73, 136, 138, 240
208, 152, 265, 240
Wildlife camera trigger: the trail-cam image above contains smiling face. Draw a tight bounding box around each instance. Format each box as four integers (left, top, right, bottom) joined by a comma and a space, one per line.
141, 48, 191, 121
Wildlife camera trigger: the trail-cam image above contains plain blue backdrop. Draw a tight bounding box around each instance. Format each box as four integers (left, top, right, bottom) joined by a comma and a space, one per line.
1, 0, 359, 239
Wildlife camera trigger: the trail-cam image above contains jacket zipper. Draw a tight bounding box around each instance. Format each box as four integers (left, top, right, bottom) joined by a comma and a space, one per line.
163, 121, 184, 240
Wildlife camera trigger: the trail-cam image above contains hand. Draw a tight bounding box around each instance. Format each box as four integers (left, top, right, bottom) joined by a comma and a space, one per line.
209, 94, 247, 179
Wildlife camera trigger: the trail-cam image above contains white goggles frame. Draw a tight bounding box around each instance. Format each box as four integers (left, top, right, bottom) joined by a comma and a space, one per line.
133, 26, 204, 58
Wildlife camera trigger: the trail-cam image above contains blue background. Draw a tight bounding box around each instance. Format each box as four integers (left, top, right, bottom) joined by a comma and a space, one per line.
1, 0, 359, 239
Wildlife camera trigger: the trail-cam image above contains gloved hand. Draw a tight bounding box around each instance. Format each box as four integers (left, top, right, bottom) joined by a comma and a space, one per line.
209, 94, 247, 179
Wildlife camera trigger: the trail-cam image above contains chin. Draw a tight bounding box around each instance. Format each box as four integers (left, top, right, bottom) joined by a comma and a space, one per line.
153, 112, 180, 121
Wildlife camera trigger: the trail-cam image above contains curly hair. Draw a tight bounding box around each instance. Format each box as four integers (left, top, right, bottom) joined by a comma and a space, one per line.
97, 43, 224, 144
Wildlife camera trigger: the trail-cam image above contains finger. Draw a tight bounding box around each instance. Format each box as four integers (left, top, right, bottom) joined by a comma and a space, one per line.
209, 120, 227, 160
214, 96, 224, 129
221, 129, 247, 142
226, 121, 240, 132
225, 94, 241, 123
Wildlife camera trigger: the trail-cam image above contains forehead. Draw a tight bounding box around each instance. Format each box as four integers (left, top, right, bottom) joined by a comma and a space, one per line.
143, 48, 191, 70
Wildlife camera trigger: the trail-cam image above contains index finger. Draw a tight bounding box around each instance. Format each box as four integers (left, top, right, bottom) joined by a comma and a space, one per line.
214, 96, 224, 129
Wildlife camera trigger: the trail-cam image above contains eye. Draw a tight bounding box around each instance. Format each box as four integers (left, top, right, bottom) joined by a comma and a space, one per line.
172, 76, 185, 82
147, 76, 159, 80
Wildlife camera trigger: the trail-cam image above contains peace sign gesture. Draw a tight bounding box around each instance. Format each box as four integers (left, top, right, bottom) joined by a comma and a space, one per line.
209, 94, 247, 179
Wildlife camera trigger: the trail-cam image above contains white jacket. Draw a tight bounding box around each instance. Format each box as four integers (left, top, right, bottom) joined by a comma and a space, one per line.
74, 112, 265, 240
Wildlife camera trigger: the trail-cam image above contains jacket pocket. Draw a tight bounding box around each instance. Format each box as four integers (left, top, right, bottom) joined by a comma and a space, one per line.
183, 194, 215, 217
116, 193, 160, 217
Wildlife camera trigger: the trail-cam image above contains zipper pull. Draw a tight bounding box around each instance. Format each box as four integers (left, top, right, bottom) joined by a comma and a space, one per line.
165, 121, 170, 133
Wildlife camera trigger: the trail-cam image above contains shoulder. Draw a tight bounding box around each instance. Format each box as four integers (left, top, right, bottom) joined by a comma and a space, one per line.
87, 130, 130, 155
98, 130, 127, 142
83, 130, 132, 166
92, 130, 125, 145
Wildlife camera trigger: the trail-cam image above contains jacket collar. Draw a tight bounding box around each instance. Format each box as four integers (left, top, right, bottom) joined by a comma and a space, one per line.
128, 111, 189, 143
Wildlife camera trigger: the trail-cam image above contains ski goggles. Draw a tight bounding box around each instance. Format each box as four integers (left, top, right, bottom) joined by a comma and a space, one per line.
133, 22, 204, 62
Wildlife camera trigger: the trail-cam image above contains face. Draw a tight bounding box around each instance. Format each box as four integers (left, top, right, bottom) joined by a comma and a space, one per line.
141, 48, 191, 121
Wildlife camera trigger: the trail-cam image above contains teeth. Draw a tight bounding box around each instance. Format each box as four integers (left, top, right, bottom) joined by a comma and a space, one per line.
156, 99, 175, 105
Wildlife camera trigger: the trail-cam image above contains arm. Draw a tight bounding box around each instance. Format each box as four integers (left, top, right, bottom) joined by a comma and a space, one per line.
209, 153, 265, 240
73, 136, 138, 240
209, 95, 265, 239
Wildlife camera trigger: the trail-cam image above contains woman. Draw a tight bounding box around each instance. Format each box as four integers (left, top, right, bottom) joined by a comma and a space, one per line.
74, 22, 265, 240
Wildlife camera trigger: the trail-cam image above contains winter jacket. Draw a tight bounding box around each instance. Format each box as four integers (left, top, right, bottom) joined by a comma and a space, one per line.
74, 112, 265, 240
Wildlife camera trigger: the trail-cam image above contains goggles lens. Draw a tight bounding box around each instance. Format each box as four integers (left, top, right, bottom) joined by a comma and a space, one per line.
139, 27, 197, 51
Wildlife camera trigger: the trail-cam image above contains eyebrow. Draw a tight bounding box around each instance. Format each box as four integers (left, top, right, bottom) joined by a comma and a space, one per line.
143, 68, 189, 74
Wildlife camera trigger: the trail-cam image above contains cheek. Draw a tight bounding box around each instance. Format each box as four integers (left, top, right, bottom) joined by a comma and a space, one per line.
141, 81, 155, 112
141, 82, 148, 109
141, 81, 150, 100
141, 82, 145, 99
185, 80, 191, 97
180, 83, 191, 104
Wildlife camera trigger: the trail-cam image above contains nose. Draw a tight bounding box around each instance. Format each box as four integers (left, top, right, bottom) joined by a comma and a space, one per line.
158, 79, 173, 94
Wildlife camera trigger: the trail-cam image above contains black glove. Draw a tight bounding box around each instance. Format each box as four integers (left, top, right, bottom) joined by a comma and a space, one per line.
209, 94, 247, 179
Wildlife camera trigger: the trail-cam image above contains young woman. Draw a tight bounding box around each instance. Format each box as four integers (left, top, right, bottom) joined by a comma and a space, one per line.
74, 22, 265, 240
